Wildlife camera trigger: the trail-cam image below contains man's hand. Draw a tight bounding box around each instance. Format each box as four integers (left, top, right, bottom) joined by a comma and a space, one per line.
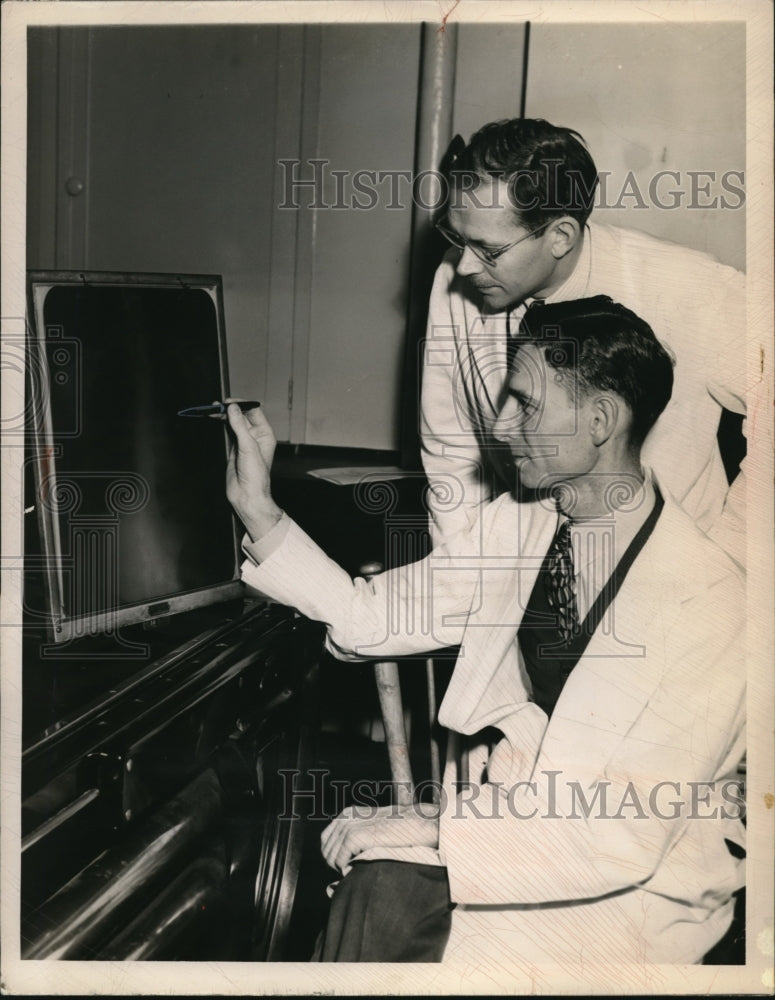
225, 401, 283, 542
320, 801, 439, 873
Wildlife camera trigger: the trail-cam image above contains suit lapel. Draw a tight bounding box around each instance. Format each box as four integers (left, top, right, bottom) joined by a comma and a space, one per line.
441, 494, 726, 742
438, 501, 556, 733
543, 497, 723, 746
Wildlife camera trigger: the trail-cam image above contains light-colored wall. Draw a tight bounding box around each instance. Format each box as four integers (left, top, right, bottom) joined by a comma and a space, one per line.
27, 21, 746, 452
27, 24, 425, 449
526, 22, 745, 270
290, 24, 421, 449
452, 24, 526, 140
29, 25, 291, 432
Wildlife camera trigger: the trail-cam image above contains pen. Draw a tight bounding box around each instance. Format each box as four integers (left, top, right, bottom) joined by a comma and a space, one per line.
177, 400, 261, 417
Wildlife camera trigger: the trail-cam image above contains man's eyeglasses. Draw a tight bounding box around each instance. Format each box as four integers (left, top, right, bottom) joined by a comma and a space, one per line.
434, 218, 551, 268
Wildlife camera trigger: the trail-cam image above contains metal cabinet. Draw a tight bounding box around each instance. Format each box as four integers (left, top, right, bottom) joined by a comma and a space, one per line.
22, 601, 323, 961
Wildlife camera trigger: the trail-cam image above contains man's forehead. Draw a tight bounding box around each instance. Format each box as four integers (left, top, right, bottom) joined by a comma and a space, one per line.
450, 174, 509, 202
511, 344, 576, 396
509, 344, 545, 393
447, 178, 520, 226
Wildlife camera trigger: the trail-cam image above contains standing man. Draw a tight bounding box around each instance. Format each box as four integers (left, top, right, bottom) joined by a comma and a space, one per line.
225, 297, 745, 967
421, 118, 746, 564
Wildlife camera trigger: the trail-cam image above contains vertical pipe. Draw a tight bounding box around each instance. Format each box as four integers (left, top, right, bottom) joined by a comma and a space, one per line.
392, 89, 450, 873
399, 22, 458, 470
360, 562, 414, 807
288, 24, 322, 446
399, 25, 458, 802
414, 23, 459, 205
520, 22, 531, 118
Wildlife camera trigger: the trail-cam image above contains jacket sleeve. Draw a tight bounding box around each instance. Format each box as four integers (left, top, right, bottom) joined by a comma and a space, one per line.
699, 262, 746, 416
420, 255, 491, 547
700, 263, 748, 564
241, 514, 491, 661
439, 568, 746, 906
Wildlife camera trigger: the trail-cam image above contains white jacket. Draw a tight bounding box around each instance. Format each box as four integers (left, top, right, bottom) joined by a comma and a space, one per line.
242, 490, 745, 968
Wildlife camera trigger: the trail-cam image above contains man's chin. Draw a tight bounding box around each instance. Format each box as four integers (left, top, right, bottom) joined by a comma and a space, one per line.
463, 281, 513, 312
477, 289, 511, 313
510, 458, 539, 492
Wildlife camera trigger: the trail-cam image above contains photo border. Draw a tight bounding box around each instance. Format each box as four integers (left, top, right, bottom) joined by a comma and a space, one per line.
2, 1, 772, 995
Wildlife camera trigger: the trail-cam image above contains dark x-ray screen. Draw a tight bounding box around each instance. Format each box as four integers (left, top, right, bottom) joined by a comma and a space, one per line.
28, 273, 242, 640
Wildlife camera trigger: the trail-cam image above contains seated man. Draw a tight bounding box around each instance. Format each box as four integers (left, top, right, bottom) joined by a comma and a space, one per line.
225, 296, 745, 969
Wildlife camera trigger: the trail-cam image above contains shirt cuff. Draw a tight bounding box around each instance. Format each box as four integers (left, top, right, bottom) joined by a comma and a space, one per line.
241, 512, 291, 566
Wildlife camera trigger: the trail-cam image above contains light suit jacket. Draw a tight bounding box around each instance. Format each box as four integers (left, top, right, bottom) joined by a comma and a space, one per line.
242, 489, 745, 964
420, 222, 749, 563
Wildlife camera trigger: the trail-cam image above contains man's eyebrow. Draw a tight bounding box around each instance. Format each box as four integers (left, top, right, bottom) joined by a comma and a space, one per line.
467, 235, 506, 249
446, 223, 504, 249
508, 386, 536, 407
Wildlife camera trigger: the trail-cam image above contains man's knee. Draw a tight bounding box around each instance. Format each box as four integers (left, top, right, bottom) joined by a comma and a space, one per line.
314, 861, 453, 962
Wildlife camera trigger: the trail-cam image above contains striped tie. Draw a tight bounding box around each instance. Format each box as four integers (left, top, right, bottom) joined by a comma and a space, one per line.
544, 520, 580, 644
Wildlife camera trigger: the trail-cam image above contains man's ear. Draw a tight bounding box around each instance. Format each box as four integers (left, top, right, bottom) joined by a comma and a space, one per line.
547, 217, 581, 260
589, 394, 620, 446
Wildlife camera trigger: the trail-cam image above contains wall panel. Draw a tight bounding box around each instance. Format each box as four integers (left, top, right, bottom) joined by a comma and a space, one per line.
526, 22, 745, 269
84, 25, 285, 411
453, 23, 526, 140
300, 24, 421, 449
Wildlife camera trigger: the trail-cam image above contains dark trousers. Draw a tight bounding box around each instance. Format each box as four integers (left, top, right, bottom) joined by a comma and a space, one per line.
312, 860, 454, 962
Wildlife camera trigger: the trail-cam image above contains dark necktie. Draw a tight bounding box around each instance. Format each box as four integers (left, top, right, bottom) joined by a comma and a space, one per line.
544, 520, 580, 644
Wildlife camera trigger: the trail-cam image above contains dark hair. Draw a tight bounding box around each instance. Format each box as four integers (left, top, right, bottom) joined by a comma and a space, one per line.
518, 295, 675, 446
442, 118, 599, 228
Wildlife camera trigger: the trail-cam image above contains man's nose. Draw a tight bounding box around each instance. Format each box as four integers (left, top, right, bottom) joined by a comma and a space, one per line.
455, 245, 484, 277
493, 398, 523, 442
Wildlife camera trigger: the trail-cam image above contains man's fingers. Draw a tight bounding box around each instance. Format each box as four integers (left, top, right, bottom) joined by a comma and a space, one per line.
225, 398, 267, 429
320, 808, 372, 872
322, 830, 346, 871
334, 825, 375, 872
226, 401, 251, 438
321, 819, 350, 870
333, 844, 352, 872
226, 441, 236, 478
327, 828, 356, 872
320, 816, 338, 844
320, 821, 337, 856
227, 401, 276, 455
320, 808, 349, 843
